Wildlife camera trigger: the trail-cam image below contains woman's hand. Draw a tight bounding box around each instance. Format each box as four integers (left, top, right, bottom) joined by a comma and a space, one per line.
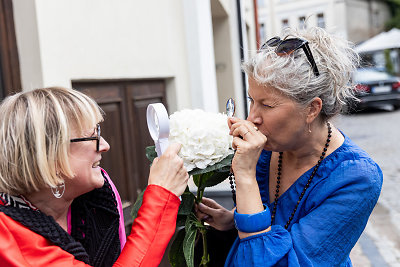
148, 143, 189, 197
196, 197, 234, 231
228, 117, 267, 179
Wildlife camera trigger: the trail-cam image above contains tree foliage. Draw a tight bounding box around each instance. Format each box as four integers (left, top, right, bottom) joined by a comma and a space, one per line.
385, 0, 400, 30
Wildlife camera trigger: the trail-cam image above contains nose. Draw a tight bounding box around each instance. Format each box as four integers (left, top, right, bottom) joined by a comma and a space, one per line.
99, 136, 110, 152
246, 106, 262, 126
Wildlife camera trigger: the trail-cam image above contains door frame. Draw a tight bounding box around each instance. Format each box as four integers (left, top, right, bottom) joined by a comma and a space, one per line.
0, 0, 21, 98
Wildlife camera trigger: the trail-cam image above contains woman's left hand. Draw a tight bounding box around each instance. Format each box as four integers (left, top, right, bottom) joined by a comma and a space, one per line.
228, 117, 267, 179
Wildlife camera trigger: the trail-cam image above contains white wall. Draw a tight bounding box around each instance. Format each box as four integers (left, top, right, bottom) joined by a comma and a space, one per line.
183, 0, 219, 112
13, 0, 193, 112
212, 0, 247, 118
12, 0, 43, 90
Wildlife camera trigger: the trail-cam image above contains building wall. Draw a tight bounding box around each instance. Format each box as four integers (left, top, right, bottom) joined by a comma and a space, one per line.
346, 0, 391, 43
12, 0, 253, 117
258, 0, 391, 44
12, 0, 209, 113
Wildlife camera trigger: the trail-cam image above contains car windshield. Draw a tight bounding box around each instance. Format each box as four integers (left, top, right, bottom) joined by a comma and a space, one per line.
354, 69, 393, 82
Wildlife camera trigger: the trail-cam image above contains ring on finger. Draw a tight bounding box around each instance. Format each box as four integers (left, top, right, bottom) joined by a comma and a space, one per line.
254, 126, 258, 131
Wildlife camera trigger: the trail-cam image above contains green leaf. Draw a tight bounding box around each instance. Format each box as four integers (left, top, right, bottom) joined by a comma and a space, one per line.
178, 189, 195, 216
145, 146, 158, 163
169, 228, 187, 267
145, 145, 233, 176
176, 215, 187, 228
130, 188, 146, 221
193, 170, 230, 191
189, 153, 233, 176
183, 214, 199, 267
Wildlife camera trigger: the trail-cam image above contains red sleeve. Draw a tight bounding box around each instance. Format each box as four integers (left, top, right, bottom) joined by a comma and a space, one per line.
114, 184, 180, 267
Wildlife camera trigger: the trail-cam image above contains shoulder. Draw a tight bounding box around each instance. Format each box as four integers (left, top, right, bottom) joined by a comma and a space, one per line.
309, 135, 383, 203
324, 134, 382, 185
0, 211, 88, 266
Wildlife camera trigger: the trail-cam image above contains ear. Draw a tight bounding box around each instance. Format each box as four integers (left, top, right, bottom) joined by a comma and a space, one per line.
305, 97, 322, 124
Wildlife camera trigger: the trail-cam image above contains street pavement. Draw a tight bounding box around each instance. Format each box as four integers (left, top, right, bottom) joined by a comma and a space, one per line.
336, 106, 400, 267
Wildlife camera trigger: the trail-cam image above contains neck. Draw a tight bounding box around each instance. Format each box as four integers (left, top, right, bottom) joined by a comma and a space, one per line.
24, 189, 72, 231
284, 121, 341, 169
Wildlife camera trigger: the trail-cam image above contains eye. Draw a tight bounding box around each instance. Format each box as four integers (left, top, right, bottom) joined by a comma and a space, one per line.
263, 103, 273, 108
247, 96, 254, 104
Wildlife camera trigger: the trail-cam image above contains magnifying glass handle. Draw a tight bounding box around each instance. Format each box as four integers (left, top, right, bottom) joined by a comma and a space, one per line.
146, 103, 170, 157
155, 138, 169, 157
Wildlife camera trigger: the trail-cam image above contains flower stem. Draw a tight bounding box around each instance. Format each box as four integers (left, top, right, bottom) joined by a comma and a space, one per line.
196, 174, 205, 204
199, 227, 209, 266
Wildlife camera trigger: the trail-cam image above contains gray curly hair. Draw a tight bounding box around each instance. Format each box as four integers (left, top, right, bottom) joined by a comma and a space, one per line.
243, 27, 360, 119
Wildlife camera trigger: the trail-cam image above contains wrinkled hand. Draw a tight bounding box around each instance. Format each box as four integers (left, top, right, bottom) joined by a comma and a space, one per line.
148, 143, 189, 197
228, 117, 267, 179
195, 197, 234, 231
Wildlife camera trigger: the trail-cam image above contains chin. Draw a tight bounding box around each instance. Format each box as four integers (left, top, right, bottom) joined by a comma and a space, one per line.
89, 167, 105, 188
94, 174, 105, 188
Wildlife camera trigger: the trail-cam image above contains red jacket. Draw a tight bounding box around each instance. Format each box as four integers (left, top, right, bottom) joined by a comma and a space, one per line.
0, 184, 180, 266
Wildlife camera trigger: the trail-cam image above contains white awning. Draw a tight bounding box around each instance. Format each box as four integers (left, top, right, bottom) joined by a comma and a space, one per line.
355, 28, 400, 53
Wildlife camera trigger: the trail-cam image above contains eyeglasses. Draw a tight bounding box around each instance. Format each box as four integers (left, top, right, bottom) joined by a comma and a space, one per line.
260, 36, 320, 77
70, 124, 101, 152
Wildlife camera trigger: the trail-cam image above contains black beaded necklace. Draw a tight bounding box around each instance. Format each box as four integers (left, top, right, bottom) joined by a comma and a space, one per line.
229, 121, 332, 229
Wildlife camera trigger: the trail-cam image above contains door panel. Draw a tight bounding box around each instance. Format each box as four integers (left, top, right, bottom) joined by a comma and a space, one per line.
101, 102, 131, 200
126, 81, 167, 193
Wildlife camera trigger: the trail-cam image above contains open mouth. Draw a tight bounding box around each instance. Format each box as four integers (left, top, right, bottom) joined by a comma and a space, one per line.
92, 161, 100, 168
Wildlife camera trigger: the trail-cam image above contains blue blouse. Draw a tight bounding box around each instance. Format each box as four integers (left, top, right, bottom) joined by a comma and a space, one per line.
225, 134, 383, 267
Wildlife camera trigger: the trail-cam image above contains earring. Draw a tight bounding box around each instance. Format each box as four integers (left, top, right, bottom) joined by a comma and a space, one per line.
51, 172, 65, 198
308, 124, 312, 133
51, 181, 65, 198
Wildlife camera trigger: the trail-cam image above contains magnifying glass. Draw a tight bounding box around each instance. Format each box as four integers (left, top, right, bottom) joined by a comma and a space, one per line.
226, 98, 235, 117
146, 103, 170, 157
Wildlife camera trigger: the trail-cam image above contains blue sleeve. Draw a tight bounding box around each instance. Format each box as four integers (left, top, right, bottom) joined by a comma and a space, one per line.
226, 158, 382, 267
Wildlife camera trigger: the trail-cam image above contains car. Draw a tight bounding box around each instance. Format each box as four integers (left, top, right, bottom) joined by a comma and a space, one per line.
347, 68, 400, 112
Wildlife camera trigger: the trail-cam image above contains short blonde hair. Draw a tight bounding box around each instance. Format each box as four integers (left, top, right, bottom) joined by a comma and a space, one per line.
243, 27, 360, 119
0, 87, 103, 195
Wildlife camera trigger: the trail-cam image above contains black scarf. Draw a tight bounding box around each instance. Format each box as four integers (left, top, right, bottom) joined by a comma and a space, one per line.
0, 171, 121, 267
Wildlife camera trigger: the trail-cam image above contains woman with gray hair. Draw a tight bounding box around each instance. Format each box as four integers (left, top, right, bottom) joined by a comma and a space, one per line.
0, 87, 189, 266
197, 27, 383, 266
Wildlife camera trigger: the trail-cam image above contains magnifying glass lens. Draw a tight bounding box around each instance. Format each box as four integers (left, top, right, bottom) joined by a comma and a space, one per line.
226, 98, 235, 117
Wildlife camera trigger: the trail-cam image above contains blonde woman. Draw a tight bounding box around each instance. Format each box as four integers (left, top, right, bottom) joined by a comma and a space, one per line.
0, 87, 189, 266
197, 27, 383, 266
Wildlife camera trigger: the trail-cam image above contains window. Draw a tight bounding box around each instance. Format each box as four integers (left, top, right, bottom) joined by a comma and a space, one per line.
317, 13, 325, 28
299, 16, 306, 29
282, 19, 289, 30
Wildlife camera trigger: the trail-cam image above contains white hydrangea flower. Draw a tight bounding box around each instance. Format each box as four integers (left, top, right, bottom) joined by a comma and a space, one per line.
169, 109, 234, 172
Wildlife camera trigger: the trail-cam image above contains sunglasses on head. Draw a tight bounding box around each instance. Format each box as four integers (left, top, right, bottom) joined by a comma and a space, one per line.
70, 124, 101, 152
260, 36, 320, 77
